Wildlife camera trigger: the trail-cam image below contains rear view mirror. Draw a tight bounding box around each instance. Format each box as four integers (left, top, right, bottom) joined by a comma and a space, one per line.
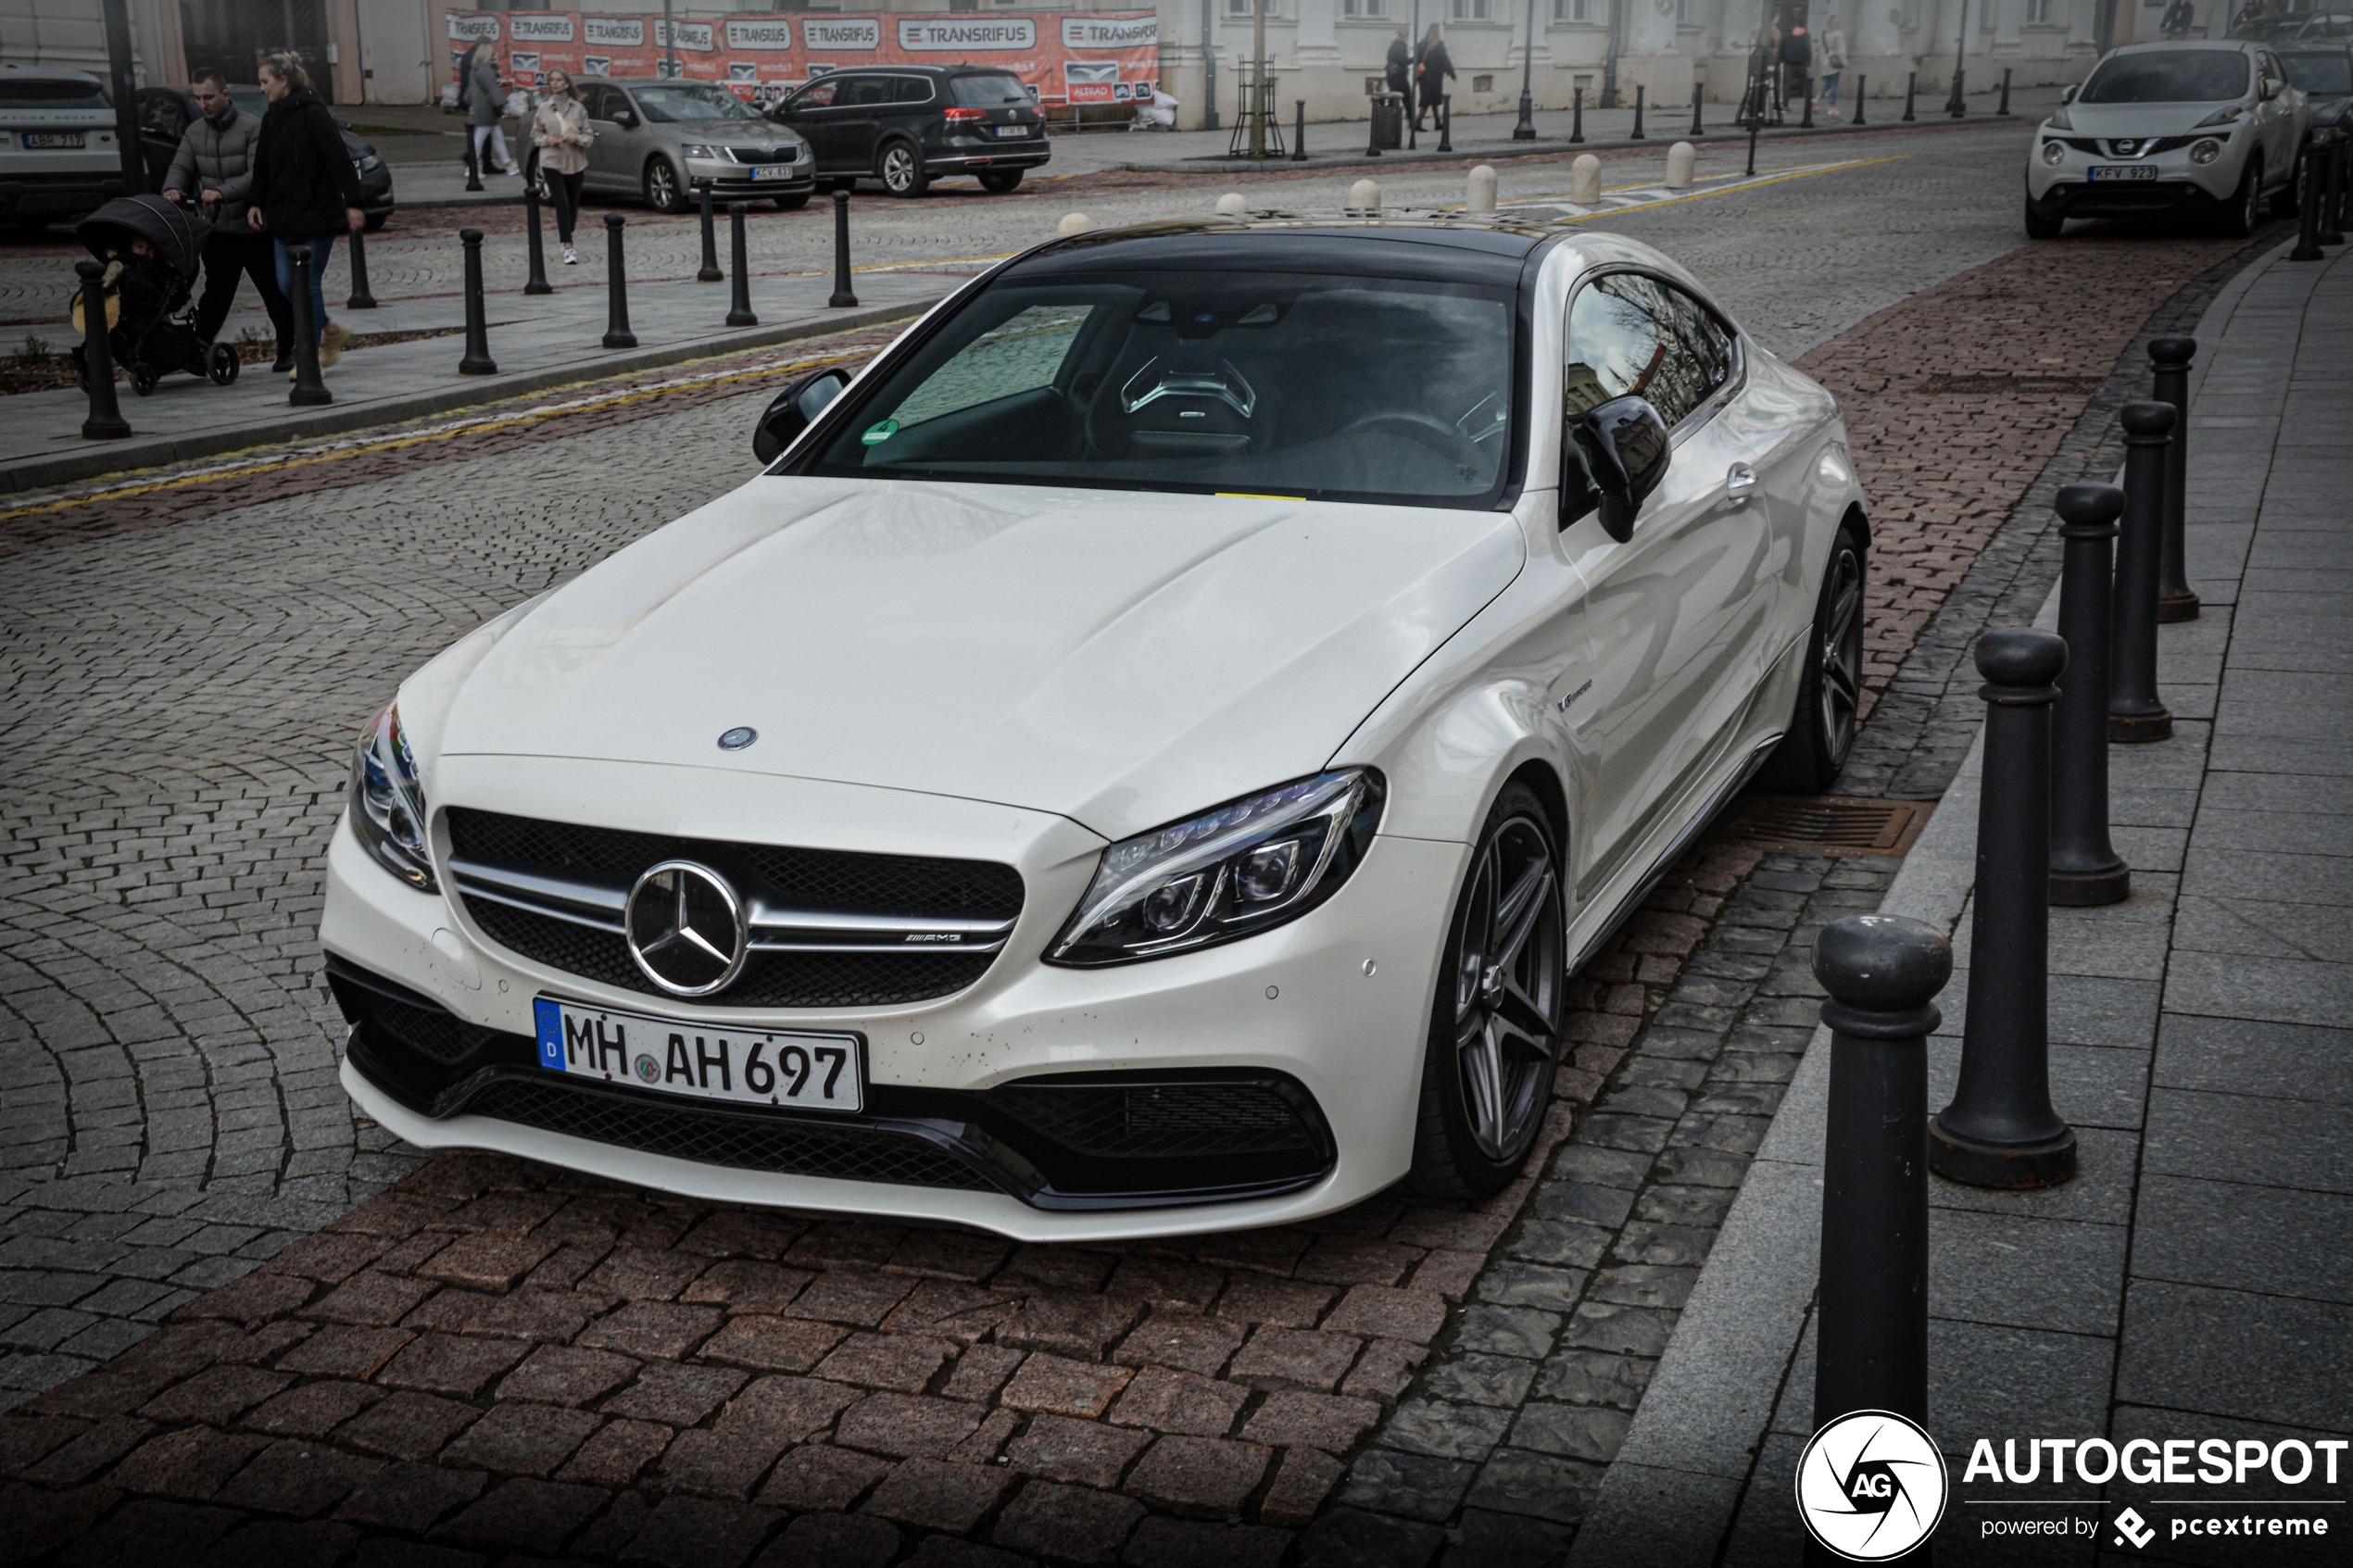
610, 107, 638, 128
753, 367, 851, 464
1568, 395, 1670, 543
2060, 83, 2078, 104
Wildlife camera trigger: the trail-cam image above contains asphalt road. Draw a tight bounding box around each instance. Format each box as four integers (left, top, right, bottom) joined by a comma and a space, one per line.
0, 113, 2058, 1401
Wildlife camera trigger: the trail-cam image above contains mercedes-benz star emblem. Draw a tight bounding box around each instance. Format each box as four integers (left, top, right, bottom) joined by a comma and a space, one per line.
718, 726, 757, 751
624, 860, 748, 997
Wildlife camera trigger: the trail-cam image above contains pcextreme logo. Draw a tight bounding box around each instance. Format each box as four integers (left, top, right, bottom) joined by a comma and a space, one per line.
1796, 1411, 1950, 1561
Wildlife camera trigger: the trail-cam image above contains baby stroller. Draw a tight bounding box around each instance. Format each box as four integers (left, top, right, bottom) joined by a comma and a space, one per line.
69, 194, 239, 395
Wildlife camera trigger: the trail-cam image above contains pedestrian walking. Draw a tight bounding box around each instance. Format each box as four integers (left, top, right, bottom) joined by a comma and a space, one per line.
247, 51, 366, 375
1780, 19, 1813, 115
463, 40, 519, 178
1815, 21, 1847, 119
1415, 24, 1454, 132
159, 67, 292, 372
1386, 26, 1412, 100
531, 69, 594, 267
2161, 0, 2197, 38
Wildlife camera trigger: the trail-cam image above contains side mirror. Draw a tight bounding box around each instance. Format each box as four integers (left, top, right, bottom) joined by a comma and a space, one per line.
1567, 395, 1670, 543
754, 367, 851, 464
2060, 83, 2078, 104
2260, 79, 2280, 99
611, 107, 638, 128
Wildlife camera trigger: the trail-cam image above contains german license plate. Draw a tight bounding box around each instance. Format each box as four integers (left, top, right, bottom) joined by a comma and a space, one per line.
751, 164, 791, 181
2087, 164, 2158, 182
995, 124, 1032, 138
533, 997, 865, 1113
21, 132, 85, 149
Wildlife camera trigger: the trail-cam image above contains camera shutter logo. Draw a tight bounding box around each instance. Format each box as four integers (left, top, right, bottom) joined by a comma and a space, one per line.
1796, 1411, 1949, 1561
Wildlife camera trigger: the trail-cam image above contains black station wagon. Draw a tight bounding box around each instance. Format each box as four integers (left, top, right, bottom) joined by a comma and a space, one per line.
768, 64, 1050, 197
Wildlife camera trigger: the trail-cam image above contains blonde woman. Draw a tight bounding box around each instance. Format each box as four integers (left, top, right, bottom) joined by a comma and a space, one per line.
463, 39, 517, 176
247, 51, 364, 370
532, 69, 594, 264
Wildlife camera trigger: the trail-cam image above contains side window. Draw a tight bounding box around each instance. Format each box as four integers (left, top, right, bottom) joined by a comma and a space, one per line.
138, 90, 188, 139
1565, 273, 1723, 430
837, 75, 895, 107
788, 80, 837, 110
893, 76, 936, 105
580, 85, 613, 120
883, 305, 1096, 433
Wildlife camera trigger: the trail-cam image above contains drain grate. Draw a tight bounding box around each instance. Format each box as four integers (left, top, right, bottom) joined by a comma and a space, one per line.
1726, 796, 1931, 856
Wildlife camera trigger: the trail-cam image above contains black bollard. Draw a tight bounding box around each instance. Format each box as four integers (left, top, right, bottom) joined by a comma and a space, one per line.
2290, 150, 2326, 261
464, 126, 484, 194
459, 227, 497, 375
73, 259, 131, 439
1631, 84, 1646, 140
1570, 86, 1585, 144
2331, 137, 2350, 245
1931, 628, 2076, 1189
1745, 81, 1761, 176
1948, 64, 1967, 119
1293, 99, 1309, 161
2110, 401, 2174, 743
523, 184, 552, 295
1998, 66, 2013, 117
346, 223, 378, 308
1800, 72, 1815, 128
1690, 81, 1705, 137
286, 245, 331, 407
1366, 94, 1383, 157
2319, 135, 2346, 246
1814, 914, 1949, 1431
2148, 338, 2199, 622
2048, 483, 2131, 908
828, 188, 859, 309
1903, 69, 1918, 121
696, 180, 723, 282
1438, 96, 1453, 153
601, 212, 636, 349
725, 201, 758, 327
1854, 73, 1866, 124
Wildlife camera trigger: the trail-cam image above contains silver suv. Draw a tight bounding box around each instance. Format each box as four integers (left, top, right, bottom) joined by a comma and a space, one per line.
0, 64, 130, 231
572, 79, 814, 214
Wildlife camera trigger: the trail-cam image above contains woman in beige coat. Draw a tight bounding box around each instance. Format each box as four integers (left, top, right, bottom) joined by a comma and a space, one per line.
531, 69, 594, 264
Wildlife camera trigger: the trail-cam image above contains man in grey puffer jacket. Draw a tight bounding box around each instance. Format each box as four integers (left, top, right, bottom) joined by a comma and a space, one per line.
163, 68, 293, 370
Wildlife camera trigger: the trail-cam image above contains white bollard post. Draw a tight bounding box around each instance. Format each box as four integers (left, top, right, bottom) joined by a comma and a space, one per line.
1569, 153, 1603, 206
1466, 164, 1498, 214
1666, 140, 1696, 190
1348, 177, 1382, 213
1056, 211, 1094, 236
1215, 192, 1249, 216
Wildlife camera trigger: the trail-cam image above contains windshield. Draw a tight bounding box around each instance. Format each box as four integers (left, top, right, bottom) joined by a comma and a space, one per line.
806, 270, 1518, 506
952, 72, 1033, 107
2283, 52, 2352, 93
633, 83, 761, 122
2082, 51, 2252, 102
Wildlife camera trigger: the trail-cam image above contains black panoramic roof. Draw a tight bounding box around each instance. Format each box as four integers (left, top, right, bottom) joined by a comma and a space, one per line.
1008, 222, 1549, 286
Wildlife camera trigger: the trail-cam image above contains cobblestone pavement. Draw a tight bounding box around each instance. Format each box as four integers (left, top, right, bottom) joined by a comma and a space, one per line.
0, 132, 2292, 1564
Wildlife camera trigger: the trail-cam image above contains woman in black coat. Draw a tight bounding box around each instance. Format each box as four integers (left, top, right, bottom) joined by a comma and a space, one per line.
1415, 26, 1454, 132
248, 51, 365, 371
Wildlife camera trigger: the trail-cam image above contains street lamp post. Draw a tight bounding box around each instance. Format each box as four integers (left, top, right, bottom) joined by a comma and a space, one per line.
1947, 0, 1969, 117
1204, 0, 1219, 132
664, 0, 678, 78
1515, 0, 1539, 138
1603, 0, 1623, 108
1249, 0, 1267, 157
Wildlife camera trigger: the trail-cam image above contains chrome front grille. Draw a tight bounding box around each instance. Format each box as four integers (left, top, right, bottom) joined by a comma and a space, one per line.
445, 808, 1023, 1007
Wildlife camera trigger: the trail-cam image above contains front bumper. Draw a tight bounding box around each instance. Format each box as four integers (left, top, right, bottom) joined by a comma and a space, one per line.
321, 760, 1464, 1241
684, 157, 815, 197
0, 169, 126, 220
2026, 130, 2243, 214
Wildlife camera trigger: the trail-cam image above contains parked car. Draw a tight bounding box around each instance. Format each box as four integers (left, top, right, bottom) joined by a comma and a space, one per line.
0, 64, 130, 231
2278, 44, 2353, 132
2229, 9, 2353, 44
768, 65, 1049, 198
572, 78, 813, 214
322, 214, 1871, 1240
2027, 40, 2309, 237
134, 84, 395, 231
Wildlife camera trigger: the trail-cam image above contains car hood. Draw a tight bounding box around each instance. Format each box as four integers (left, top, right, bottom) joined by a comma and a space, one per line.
2056, 100, 2256, 135
433, 477, 1525, 841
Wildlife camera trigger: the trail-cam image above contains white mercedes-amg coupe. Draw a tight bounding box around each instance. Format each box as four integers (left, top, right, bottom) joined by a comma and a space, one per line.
322, 216, 1869, 1240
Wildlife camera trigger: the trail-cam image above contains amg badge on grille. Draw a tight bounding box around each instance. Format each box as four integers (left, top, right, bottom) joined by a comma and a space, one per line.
625, 860, 749, 997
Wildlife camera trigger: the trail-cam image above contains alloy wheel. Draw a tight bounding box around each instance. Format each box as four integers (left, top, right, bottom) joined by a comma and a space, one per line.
1450, 814, 1563, 1162
882, 145, 918, 195
647, 158, 680, 212
1818, 542, 1865, 764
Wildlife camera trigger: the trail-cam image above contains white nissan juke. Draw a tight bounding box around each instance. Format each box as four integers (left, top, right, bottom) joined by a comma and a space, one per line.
322, 216, 1869, 1241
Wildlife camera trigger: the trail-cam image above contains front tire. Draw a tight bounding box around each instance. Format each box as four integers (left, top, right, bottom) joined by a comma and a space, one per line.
1406, 783, 1565, 1200
1759, 521, 1867, 795
644, 157, 685, 213
877, 141, 929, 197
977, 169, 1024, 193
774, 193, 810, 210
2023, 194, 2064, 240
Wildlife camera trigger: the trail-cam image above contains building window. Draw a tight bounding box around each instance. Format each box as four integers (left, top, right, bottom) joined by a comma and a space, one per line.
1451, 0, 1492, 19
2027, 0, 2055, 20
1676, 0, 1696, 21
1343, 0, 1390, 16
1552, 0, 1592, 19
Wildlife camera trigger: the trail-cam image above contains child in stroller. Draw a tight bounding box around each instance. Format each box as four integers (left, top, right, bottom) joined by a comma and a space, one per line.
70, 193, 240, 395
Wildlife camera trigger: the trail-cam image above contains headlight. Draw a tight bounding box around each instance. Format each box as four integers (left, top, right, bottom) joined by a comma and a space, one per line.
357, 154, 382, 172
349, 702, 436, 891
2189, 138, 2223, 164
679, 143, 721, 160
2045, 107, 2073, 131
1047, 770, 1385, 967
2041, 138, 2067, 165
2194, 104, 2246, 128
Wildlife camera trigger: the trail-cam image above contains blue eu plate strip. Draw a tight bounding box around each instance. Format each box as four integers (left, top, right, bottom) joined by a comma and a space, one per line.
533, 998, 564, 1070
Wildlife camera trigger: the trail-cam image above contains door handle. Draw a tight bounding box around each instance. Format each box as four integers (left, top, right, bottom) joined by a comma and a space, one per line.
1726, 464, 1758, 502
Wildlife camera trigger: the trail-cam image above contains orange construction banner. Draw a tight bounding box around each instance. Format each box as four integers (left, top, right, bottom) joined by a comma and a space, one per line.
446, 8, 1162, 108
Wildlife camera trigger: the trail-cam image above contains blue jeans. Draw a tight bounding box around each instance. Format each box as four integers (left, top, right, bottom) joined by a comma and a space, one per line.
1818, 70, 1842, 107
272, 233, 335, 354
